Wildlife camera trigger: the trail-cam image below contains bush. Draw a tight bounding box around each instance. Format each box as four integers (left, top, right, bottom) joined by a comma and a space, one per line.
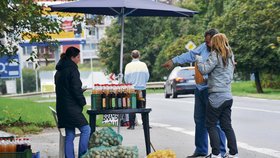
261, 73, 280, 89
16, 68, 40, 93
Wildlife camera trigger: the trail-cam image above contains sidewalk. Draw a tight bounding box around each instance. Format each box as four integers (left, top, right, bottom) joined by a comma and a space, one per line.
27, 125, 195, 158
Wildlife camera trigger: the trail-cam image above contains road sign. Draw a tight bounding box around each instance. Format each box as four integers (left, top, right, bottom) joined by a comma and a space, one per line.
185, 41, 197, 51
0, 55, 20, 78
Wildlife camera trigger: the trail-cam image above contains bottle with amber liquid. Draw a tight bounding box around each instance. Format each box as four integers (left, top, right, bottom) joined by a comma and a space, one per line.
110, 84, 116, 109
101, 85, 107, 110
116, 85, 123, 109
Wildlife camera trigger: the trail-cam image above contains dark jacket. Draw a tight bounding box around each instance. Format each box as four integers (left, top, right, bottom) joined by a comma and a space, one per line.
55, 58, 87, 128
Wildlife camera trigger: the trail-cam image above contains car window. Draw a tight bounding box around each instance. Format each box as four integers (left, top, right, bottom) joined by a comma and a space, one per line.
177, 69, 194, 78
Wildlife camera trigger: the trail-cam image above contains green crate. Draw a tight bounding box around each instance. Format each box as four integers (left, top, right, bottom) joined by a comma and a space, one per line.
0, 149, 32, 158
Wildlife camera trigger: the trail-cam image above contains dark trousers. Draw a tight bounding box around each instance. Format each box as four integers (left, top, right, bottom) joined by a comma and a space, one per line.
206, 99, 238, 155
129, 90, 146, 127
194, 88, 226, 155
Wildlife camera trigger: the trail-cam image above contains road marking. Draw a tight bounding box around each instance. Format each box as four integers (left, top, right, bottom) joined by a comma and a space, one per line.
238, 142, 280, 158
148, 97, 280, 114
148, 98, 194, 104
150, 122, 280, 158
234, 107, 280, 114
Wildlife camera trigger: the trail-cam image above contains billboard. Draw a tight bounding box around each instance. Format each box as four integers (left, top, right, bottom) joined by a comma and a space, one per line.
0, 55, 20, 78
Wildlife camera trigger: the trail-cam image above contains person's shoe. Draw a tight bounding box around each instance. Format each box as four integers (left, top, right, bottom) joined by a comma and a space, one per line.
205, 153, 222, 158
223, 153, 238, 158
186, 153, 207, 158
127, 126, 135, 130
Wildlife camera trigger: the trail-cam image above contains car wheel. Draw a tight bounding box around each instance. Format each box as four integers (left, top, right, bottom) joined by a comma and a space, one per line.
171, 87, 177, 98
164, 88, 170, 98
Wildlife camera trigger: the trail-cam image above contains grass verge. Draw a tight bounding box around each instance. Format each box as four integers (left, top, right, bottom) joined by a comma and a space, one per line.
0, 97, 107, 136
232, 81, 280, 100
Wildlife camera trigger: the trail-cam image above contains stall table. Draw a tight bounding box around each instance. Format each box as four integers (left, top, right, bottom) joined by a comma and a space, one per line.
87, 108, 152, 155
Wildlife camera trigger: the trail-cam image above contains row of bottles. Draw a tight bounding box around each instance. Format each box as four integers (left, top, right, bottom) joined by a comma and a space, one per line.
91, 84, 145, 110
0, 138, 31, 153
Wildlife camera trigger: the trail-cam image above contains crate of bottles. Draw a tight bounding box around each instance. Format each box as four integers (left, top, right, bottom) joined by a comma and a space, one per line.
0, 137, 34, 158
91, 84, 145, 110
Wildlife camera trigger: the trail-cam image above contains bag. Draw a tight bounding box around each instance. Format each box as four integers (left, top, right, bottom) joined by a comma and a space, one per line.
194, 63, 205, 84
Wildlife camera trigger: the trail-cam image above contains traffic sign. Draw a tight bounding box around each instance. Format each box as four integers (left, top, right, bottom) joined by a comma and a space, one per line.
0, 55, 20, 78
185, 41, 197, 51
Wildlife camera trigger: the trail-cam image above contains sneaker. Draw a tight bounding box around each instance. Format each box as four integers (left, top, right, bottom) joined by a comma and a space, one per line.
186, 153, 207, 158
205, 153, 222, 158
223, 153, 238, 158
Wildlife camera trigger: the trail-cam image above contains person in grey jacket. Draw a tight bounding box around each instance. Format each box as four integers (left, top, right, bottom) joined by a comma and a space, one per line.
196, 33, 238, 158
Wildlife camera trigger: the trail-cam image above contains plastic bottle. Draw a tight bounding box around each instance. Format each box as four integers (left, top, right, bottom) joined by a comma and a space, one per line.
126, 84, 131, 108
111, 84, 116, 109
129, 84, 137, 109
121, 84, 127, 108
91, 84, 102, 110
105, 84, 112, 109
116, 85, 122, 109
16, 138, 23, 152
101, 85, 107, 110
0, 138, 5, 152
137, 90, 145, 108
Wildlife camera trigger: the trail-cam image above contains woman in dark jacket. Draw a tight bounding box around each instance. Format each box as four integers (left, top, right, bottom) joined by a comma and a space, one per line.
55, 47, 90, 158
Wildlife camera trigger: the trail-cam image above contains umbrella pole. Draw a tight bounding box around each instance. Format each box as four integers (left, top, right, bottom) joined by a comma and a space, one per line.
118, 9, 124, 84
117, 9, 125, 134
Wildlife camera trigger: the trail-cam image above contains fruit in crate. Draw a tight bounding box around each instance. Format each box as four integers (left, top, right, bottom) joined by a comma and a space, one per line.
88, 127, 123, 148
147, 149, 176, 158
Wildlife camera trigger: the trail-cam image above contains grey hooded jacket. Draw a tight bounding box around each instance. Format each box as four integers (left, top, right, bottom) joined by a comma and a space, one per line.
196, 51, 235, 94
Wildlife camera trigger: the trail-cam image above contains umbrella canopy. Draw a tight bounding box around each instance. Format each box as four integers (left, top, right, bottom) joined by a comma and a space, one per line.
50, 0, 198, 17
50, 0, 198, 81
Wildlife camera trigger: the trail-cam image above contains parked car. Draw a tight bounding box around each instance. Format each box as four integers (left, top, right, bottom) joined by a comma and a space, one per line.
164, 66, 196, 98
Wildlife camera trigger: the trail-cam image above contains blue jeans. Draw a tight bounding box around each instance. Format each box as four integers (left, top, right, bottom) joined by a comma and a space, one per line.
65, 125, 91, 158
194, 88, 226, 155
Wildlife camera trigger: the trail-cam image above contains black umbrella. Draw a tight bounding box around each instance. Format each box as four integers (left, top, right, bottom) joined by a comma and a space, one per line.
50, 0, 198, 80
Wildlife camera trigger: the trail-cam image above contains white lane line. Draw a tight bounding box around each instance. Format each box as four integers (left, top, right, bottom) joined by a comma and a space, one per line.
148, 98, 194, 104
238, 142, 280, 158
148, 98, 280, 114
151, 123, 280, 158
233, 107, 280, 114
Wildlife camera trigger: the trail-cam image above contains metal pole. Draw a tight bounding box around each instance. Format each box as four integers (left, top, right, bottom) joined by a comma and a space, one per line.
35, 68, 38, 92
119, 8, 124, 84
117, 9, 125, 134
91, 52, 93, 86
18, 51, 23, 94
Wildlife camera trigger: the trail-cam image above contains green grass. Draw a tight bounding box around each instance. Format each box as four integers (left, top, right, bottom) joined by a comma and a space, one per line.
232, 81, 280, 100
0, 97, 105, 136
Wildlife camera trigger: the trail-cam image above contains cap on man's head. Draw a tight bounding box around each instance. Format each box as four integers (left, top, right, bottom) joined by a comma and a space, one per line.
131, 50, 140, 59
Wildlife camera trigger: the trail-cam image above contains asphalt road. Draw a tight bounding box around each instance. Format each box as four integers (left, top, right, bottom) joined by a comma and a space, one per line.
27, 93, 280, 158
146, 93, 280, 158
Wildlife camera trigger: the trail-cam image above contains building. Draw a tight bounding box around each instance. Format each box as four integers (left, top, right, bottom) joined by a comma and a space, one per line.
19, 0, 112, 68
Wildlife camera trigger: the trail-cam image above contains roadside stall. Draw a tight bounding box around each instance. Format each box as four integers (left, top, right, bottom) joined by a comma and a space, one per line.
87, 84, 152, 155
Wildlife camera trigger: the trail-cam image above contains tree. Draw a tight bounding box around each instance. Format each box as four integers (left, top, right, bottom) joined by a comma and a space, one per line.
98, 16, 194, 80
153, 34, 203, 80
0, 0, 61, 61
210, 0, 280, 93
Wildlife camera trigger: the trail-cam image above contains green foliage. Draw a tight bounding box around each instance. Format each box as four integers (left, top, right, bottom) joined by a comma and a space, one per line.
16, 68, 39, 93
210, 0, 280, 75
99, 16, 194, 79
153, 34, 203, 80
261, 73, 280, 89
0, 0, 61, 57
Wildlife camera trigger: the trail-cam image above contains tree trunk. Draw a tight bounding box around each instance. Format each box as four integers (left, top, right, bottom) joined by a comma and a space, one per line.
254, 71, 263, 93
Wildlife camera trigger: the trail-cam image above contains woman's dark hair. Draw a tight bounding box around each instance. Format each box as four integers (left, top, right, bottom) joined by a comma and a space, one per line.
61, 47, 80, 59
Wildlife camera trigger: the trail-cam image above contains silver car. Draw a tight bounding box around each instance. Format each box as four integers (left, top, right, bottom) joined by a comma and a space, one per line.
164, 66, 196, 98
